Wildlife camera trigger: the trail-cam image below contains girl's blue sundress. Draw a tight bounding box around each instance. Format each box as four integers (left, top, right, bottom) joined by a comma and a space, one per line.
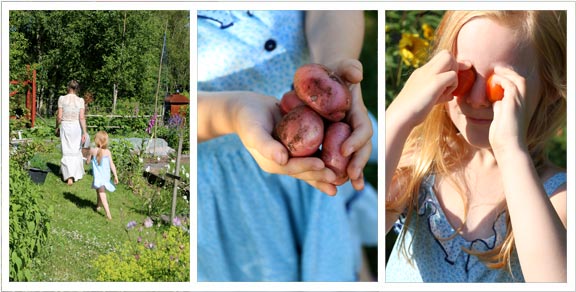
198, 10, 378, 281
386, 172, 567, 282
91, 155, 116, 192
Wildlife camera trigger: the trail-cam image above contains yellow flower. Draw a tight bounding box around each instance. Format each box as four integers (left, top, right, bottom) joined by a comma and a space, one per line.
399, 32, 430, 68
422, 23, 435, 40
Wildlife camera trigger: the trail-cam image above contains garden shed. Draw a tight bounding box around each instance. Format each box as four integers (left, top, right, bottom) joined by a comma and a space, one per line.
164, 92, 189, 120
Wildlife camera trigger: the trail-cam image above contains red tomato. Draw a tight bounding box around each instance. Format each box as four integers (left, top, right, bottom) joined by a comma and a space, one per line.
453, 68, 476, 96
486, 74, 504, 102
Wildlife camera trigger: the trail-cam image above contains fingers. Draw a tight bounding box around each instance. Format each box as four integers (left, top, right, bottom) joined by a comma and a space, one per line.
308, 181, 338, 196
332, 59, 363, 84
280, 157, 326, 175
244, 123, 289, 165
350, 172, 365, 191
347, 140, 372, 181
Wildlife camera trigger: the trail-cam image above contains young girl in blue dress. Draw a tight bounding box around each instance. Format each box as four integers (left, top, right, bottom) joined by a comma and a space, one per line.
385, 11, 567, 282
197, 11, 378, 281
87, 130, 119, 220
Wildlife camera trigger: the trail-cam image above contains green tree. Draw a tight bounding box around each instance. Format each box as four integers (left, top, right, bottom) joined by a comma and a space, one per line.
9, 10, 190, 118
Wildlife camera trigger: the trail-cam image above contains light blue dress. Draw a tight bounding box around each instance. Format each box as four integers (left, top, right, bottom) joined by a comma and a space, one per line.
386, 172, 567, 282
198, 10, 378, 281
91, 156, 116, 192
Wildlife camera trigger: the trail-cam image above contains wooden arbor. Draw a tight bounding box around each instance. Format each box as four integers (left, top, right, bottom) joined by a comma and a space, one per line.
9, 66, 37, 127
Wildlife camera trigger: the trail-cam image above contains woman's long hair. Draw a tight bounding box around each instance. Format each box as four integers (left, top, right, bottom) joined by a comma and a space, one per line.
388, 10, 566, 271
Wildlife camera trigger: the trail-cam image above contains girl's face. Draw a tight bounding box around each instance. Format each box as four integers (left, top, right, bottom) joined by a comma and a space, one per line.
446, 17, 541, 149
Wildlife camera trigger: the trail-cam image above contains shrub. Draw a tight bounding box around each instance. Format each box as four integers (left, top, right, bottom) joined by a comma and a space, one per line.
109, 138, 146, 192
93, 221, 189, 282
9, 158, 52, 281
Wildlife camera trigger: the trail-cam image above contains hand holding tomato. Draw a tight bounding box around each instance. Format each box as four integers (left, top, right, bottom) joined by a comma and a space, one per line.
488, 67, 531, 156
389, 50, 458, 128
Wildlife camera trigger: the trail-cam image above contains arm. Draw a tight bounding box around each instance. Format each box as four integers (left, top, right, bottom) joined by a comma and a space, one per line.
80, 108, 88, 144
198, 90, 339, 195
86, 148, 93, 165
489, 66, 567, 282
497, 152, 566, 282
385, 51, 460, 232
56, 107, 63, 135
108, 150, 119, 184
305, 11, 370, 190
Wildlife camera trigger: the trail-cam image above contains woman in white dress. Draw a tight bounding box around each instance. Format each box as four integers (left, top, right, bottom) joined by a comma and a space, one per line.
56, 80, 88, 185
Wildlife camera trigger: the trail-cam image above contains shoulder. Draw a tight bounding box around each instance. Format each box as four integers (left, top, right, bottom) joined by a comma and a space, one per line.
540, 163, 567, 197
540, 163, 567, 226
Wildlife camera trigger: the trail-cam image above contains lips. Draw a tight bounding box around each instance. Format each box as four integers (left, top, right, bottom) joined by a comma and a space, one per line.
466, 116, 492, 124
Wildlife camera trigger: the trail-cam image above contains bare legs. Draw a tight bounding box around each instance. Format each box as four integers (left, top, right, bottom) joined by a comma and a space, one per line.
95, 187, 112, 220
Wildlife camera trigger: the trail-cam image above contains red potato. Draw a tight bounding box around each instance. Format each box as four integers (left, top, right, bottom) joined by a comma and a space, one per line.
274, 105, 324, 157
293, 63, 351, 122
279, 90, 304, 115
321, 122, 352, 186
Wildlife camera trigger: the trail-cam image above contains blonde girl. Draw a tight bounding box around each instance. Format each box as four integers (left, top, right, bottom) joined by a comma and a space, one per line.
87, 131, 119, 220
385, 11, 566, 282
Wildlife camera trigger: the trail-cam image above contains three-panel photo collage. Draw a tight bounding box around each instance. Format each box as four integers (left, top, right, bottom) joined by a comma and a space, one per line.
1, 1, 574, 291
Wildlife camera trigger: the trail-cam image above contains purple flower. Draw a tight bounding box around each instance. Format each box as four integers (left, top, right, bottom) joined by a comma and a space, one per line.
137, 236, 142, 243
168, 114, 183, 128
146, 113, 157, 134
144, 217, 153, 228
172, 216, 182, 227
145, 242, 155, 249
134, 254, 140, 260
126, 220, 137, 230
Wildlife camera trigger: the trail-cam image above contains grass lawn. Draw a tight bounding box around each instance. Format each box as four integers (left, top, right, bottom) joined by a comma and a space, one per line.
25, 147, 162, 281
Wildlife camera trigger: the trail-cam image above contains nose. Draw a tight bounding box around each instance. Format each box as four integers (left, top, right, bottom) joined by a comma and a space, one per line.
464, 75, 491, 108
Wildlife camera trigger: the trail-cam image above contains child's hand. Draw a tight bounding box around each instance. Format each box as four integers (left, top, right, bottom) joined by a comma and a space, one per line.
114, 176, 119, 184
327, 59, 373, 191
489, 66, 533, 156
232, 91, 340, 195
388, 50, 459, 128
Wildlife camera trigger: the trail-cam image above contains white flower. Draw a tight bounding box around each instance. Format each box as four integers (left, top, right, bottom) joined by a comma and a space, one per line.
171, 159, 175, 163
145, 166, 151, 172
139, 157, 143, 163
157, 156, 161, 161
185, 173, 189, 178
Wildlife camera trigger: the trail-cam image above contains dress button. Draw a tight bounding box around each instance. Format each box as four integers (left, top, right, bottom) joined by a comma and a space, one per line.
264, 39, 277, 51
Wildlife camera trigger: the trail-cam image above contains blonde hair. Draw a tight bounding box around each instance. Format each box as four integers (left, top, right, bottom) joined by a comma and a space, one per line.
94, 131, 109, 165
388, 11, 566, 271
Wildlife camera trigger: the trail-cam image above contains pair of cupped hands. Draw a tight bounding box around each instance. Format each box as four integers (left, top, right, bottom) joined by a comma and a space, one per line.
230, 59, 373, 196
391, 50, 536, 157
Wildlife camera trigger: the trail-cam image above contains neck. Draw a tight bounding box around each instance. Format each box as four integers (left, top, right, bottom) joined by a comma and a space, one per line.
466, 147, 498, 169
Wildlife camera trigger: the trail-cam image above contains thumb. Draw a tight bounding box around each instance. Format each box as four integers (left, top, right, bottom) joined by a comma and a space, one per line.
335, 59, 363, 84
245, 126, 289, 165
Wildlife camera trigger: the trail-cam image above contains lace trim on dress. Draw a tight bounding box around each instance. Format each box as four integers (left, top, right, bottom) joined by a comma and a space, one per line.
415, 172, 566, 271
59, 94, 83, 121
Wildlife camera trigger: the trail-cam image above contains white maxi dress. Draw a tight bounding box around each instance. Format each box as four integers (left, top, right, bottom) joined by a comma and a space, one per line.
58, 94, 85, 182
